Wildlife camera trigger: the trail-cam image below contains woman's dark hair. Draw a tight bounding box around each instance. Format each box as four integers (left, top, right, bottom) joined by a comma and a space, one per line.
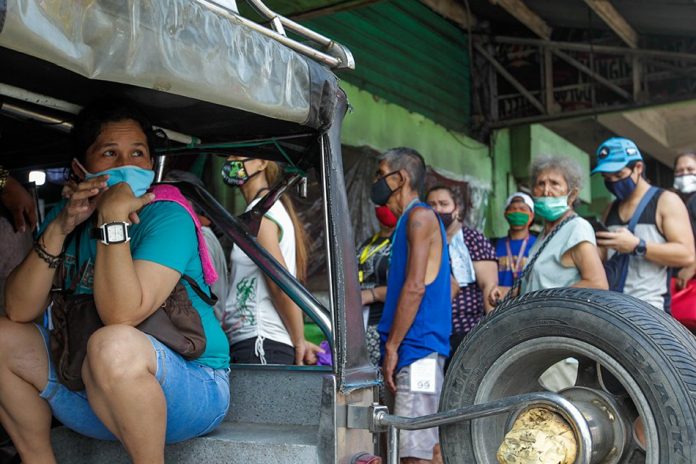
426, 185, 459, 206
72, 97, 157, 162
674, 152, 696, 169
426, 185, 463, 221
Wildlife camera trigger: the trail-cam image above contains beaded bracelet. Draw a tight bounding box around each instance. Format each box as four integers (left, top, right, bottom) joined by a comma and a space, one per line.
33, 239, 64, 269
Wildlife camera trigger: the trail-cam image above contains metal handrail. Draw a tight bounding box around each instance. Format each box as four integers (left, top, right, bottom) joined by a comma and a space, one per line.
198, 0, 355, 70
168, 181, 334, 343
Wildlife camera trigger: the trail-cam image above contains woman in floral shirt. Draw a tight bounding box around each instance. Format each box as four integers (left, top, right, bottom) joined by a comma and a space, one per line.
426, 186, 498, 360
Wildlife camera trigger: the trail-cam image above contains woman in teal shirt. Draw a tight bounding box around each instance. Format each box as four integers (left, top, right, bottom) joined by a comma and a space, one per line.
1, 98, 230, 463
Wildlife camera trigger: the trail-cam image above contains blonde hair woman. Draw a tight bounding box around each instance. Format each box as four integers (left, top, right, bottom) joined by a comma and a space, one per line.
220, 156, 321, 365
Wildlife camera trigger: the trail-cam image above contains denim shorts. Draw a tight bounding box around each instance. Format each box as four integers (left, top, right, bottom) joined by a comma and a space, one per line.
35, 324, 230, 443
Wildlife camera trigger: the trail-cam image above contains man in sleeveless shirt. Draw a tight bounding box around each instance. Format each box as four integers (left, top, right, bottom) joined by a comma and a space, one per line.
372, 147, 451, 464
593, 137, 694, 311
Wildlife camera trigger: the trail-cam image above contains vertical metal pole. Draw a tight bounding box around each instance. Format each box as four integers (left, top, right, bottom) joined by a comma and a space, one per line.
487, 43, 499, 122
156, 155, 167, 182
388, 426, 399, 464
544, 47, 554, 114
632, 55, 641, 102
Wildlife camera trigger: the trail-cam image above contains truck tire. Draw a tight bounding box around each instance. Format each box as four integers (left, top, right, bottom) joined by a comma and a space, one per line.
439, 288, 696, 464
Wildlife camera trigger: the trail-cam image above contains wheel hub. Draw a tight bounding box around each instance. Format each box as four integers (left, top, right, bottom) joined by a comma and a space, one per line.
560, 387, 629, 464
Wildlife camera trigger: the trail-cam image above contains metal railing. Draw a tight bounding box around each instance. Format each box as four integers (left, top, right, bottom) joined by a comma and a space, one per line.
197, 0, 355, 70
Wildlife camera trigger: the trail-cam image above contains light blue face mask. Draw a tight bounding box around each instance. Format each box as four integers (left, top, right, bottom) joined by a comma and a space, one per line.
83, 164, 155, 197
533, 195, 570, 222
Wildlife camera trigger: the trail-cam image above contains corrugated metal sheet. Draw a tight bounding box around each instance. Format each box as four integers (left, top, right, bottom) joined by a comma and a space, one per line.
304, 1, 471, 131
241, 1, 472, 132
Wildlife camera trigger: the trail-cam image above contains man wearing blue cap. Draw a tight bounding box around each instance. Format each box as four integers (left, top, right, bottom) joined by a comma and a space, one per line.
593, 137, 694, 311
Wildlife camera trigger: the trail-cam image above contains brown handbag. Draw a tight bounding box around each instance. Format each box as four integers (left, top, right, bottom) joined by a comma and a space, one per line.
49, 273, 215, 391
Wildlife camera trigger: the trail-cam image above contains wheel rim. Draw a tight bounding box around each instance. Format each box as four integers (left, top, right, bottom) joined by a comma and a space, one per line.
469, 336, 657, 463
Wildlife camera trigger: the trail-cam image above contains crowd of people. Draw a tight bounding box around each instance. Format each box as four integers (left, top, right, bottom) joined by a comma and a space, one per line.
0, 97, 695, 463
362, 138, 696, 463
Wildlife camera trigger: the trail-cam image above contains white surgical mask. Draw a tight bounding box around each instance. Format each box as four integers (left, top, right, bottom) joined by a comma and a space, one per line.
674, 174, 696, 194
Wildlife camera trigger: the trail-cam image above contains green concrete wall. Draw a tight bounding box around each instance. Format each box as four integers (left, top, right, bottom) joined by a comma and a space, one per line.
509, 125, 592, 203
487, 129, 518, 238
340, 83, 601, 236
341, 83, 490, 182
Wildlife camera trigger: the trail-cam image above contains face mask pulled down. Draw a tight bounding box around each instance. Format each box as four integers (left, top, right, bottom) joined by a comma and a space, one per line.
375, 206, 398, 228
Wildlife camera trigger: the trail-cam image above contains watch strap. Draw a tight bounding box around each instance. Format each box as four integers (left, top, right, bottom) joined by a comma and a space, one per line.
91, 222, 130, 244
90, 227, 104, 241
632, 238, 647, 256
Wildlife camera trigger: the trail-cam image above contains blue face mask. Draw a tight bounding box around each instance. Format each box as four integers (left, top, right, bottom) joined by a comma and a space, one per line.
604, 171, 637, 201
533, 195, 570, 222
84, 164, 155, 197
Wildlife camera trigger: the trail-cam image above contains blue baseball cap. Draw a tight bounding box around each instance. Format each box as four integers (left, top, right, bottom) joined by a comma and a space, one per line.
592, 137, 643, 174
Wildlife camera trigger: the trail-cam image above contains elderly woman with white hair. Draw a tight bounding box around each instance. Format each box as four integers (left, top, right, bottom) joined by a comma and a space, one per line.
520, 155, 608, 294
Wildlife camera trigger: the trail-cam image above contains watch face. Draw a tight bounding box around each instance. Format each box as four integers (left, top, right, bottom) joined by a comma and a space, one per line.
105, 223, 126, 243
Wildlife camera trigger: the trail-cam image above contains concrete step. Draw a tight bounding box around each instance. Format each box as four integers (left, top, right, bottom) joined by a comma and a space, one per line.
225, 365, 329, 426
52, 421, 320, 464
50, 366, 334, 463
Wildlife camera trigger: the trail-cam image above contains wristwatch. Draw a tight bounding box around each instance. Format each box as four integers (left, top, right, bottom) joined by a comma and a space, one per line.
632, 238, 647, 257
91, 222, 131, 245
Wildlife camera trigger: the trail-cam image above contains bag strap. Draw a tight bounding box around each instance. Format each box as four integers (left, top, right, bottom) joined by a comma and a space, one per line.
627, 186, 658, 232
506, 214, 578, 301
180, 274, 218, 306
53, 227, 85, 295
607, 186, 658, 293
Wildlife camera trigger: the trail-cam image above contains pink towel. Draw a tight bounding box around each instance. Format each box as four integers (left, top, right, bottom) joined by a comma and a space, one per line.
150, 184, 218, 286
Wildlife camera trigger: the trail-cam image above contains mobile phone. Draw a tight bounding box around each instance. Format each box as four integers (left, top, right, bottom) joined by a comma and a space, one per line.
70, 158, 89, 182
586, 217, 610, 233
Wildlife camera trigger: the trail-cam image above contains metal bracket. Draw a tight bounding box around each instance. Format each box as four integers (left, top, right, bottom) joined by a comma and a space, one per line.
373, 392, 594, 464
240, 0, 355, 70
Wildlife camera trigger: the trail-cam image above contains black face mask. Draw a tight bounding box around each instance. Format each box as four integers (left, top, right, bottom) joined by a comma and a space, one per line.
438, 212, 455, 228
370, 171, 402, 206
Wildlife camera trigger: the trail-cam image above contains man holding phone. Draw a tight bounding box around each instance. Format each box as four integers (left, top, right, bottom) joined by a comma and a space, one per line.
593, 137, 695, 311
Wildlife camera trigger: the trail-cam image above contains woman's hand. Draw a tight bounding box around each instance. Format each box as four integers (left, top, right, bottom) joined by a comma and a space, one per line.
97, 182, 154, 224
676, 264, 696, 290
55, 175, 109, 235
488, 286, 503, 307
294, 339, 324, 366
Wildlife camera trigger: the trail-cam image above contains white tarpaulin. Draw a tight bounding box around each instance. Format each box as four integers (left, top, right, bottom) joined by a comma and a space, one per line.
0, 0, 327, 125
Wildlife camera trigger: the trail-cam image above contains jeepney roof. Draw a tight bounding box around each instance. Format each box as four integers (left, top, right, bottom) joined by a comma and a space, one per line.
0, 0, 340, 139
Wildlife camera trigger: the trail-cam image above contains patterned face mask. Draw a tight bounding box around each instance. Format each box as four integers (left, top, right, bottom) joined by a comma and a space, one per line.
221, 159, 258, 186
